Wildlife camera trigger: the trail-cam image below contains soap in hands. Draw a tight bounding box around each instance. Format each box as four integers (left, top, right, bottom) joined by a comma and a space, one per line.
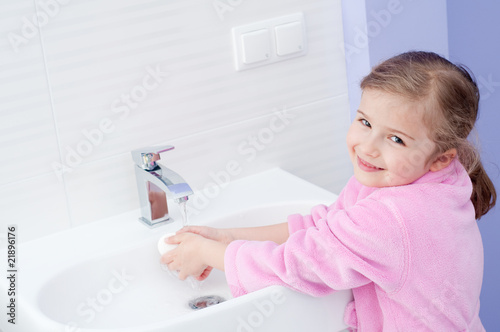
158, 232, 204, 289
157, 233, 177, 256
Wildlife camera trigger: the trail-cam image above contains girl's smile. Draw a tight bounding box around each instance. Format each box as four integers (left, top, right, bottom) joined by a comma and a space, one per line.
357, 156, 384, 172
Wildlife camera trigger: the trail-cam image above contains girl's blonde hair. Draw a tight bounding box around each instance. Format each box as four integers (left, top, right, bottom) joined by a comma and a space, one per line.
360, 51, 496, 219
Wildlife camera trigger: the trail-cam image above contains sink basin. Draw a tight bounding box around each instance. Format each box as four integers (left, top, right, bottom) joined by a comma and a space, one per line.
1, 168, 352, 332
36, 240, 233, 330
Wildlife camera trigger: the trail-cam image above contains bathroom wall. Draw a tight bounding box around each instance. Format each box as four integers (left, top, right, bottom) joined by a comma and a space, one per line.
341, 0, 449, 117
0, 0, 352, 242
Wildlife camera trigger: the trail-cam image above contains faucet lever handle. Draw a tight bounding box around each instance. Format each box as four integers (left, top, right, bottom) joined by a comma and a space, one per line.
131, 145, 175, 171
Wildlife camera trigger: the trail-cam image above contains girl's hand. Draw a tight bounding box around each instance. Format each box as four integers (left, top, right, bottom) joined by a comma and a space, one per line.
161, 232, 227, 281
197, 266, 214, 281
161, 232, 210, 280
176, 226, 235, 245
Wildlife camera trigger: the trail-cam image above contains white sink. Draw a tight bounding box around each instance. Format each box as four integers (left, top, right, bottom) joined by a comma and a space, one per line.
1, 168, 352, 332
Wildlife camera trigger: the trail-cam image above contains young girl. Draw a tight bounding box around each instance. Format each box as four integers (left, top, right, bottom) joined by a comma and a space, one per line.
162, 51, 496, 331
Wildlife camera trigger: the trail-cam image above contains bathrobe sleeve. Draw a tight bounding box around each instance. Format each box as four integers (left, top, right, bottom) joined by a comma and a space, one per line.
287, 179, 352, 234
287, 204, 330, 234
224, 196, 409, 298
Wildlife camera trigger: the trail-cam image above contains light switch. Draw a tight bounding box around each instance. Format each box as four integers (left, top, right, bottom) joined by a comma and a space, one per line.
241, 29, 270, 64
231, 13, 306, 71
275, 21, 304, 56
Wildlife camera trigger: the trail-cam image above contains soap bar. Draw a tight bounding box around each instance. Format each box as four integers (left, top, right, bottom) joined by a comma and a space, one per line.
158, 233, 178, 256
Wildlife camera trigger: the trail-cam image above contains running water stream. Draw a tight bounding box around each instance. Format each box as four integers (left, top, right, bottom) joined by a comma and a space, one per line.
158, 198, 226, 310
178, 199, 188, 227
176, 199, 205, 291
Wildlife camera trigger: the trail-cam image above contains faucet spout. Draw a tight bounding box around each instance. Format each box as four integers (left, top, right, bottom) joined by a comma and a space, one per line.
131, 146, 193, 228
146, 165, 194, 201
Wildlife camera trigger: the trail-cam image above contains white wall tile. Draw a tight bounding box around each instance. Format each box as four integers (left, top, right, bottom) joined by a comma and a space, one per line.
41, 0, 348, 166
63, 152, 139, 227
0, 1, 61, 186
0, 0, 351, 242
0, 174, 70, 242
65, 95, 352, 226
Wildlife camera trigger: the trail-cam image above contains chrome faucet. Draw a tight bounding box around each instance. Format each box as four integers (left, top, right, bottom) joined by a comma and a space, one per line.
131, 145, 193, 228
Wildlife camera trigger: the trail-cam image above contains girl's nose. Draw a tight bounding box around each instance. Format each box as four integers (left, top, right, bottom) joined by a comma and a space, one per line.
359, 136, 380, 158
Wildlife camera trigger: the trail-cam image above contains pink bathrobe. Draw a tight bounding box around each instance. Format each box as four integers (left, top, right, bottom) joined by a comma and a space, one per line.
224, 159, 485, 331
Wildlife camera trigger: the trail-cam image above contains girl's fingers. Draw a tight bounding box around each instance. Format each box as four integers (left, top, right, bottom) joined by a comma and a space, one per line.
166, 233, 183, 244
167, 259, 180, 273
176, 226, 196, 234
177, 226, 215, 239
197, 266, 213, 281
160, 249, 176, 265
178, 271, 189, 281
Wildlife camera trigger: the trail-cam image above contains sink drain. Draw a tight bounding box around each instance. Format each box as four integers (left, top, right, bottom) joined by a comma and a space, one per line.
188, 295, 226, 310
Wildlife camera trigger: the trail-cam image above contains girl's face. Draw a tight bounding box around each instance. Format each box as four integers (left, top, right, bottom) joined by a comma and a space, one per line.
346, 88, 437, 188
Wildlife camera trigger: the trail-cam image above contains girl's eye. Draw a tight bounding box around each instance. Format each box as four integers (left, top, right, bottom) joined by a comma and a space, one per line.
390, 136, 405, 145
360, 119, 371, 128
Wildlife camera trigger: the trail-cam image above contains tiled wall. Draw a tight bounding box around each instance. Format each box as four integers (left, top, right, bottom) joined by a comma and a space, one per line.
0, 0, 352, 242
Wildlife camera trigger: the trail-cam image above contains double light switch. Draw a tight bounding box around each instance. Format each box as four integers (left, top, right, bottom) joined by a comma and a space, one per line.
232, 13, 306, 71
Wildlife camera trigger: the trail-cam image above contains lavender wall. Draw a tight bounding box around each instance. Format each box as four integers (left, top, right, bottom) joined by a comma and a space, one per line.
447, 1, 500, 329
342, 0, 449, 118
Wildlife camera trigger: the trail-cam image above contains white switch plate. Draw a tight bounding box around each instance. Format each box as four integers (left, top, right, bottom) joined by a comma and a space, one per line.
232, 13, 307, 71
241, 29, 271, 64
275, 21, 305, 56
